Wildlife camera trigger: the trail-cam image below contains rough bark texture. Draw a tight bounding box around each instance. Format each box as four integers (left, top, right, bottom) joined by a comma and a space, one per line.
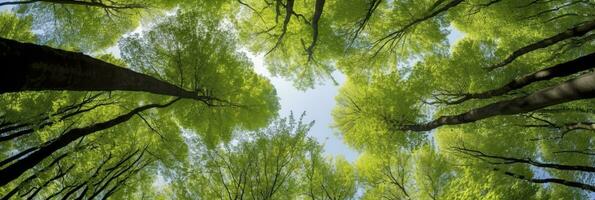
0, 98, 179, 186
399, 72, 595, 131
0, 38, 209, 101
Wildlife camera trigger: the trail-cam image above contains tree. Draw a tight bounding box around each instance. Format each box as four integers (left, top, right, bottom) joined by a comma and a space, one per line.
2, 0, 595, 198
171, 114, 357, 200
328, 0, 594, 198
7, 0, 175, 51
0, 3, 279, 197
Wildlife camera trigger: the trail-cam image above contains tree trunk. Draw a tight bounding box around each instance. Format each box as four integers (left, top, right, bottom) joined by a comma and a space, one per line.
0, 38, 210, 102
0, 0, 144, 9
488, 19, 595, 70
399, 71, 595, 131
494, 168, 595, 192
0, 152, 69, 200
0, 98, 180, 186
447, 52, 595, 105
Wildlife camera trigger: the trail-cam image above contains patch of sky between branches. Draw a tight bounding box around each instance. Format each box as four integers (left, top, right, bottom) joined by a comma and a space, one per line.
244, 50, 360, 163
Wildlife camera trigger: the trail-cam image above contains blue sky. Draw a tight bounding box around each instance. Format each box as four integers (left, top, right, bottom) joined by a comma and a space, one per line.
245, 52, 360, 162
246, 27, 465, 163
4, 0, 464, 163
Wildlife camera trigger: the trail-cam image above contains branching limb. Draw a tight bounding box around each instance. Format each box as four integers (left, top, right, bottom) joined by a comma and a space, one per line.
492, 167, 595, 192
452, 146, 595, 172
266, 0, 295, 55
394, 72, 595, 132
437, 52, 595, 105
373, 0, 464, 53
554, 149, 595, 156
348, 0, 382, 47
487, 20, 595, 71
304, 0, 325, 61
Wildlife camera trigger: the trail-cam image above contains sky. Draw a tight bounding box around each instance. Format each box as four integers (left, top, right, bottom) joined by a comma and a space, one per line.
243, 26, 465, 163
0, 5, 462, 163
2, 0, 464, 163
245, 52, 360, 162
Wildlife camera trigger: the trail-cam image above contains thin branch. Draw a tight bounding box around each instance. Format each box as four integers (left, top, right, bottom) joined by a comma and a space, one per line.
453, 146, 595, 172
372, 0, 464, 53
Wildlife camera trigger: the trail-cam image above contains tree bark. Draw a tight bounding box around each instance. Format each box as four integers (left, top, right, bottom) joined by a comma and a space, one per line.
0, 152, 69, 200
446, 52, 595, 105
454, 147, 595, 172
488, 19, 595, 70
399, 71, 595, 131
0, 98, 180, 186
493, 168, 595, 192
305, 0, 325, 61
0, 38, 213, 102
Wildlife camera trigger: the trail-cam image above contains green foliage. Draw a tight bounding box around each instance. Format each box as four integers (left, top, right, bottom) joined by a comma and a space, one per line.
0, 11, 35, 42
119, 9, 280, 147
2, 0, 595, 199
171, 114, 357, 200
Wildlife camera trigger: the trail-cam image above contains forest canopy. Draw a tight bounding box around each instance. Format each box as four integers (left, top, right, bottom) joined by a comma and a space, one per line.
0, 0, 594, 199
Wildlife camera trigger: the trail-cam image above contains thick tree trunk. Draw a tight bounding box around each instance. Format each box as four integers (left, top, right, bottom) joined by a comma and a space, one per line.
0, 98, 180, 186
447, 52, 595, 105
399, 71, 595, 131
0, 0, 144, 9
0, 38, 210, 101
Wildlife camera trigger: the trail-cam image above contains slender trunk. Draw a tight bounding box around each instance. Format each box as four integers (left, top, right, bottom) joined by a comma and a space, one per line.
0, 96, 111, 142
305, 0, 325, 61
488, 19, 595, 70
535, 107, 595, 114
267, 0, 294, 55
0, 123, 29, 134
0, 98, 180, 186
454, 147, 595, 172
61, 183, 87, 200
0, 38, 212, 102
494, 168, 595, 192
26, 164, 75, 200
45, 184, 71, 199
100, 168, 140, 200
399, 72, 595, 131
88, 152, 144, 200
1, 152, 69, 200
73, 185, 89, 200
447, 52, 595, 105
0, 147, 38, 167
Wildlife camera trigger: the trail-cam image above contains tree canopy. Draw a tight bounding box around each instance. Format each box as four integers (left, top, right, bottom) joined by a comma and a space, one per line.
1, 0, 594, 199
